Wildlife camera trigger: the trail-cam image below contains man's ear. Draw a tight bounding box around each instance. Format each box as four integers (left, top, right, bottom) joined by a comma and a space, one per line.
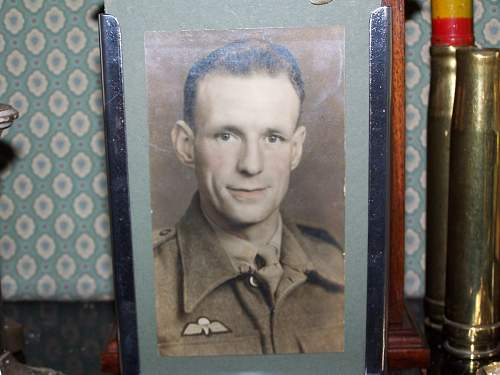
290, 125, 306, 171
171, 120, 195, 168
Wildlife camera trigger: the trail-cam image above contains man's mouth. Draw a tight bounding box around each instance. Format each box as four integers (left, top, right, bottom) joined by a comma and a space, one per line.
227, 187, 267, 200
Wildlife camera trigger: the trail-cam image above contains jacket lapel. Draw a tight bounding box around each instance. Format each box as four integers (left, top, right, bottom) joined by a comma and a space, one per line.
177, 195, 239, 314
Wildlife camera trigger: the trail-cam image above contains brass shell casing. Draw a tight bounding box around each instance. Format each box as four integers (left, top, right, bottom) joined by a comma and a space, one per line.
476, 361, 500, 375
425, 46, 457, 331
444, 47, 500, 359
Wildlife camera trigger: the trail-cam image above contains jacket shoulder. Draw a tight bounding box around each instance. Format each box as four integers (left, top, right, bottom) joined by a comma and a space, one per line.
153, 227, 177, 251
287, 220, 344, 287
295, 223, 343, 251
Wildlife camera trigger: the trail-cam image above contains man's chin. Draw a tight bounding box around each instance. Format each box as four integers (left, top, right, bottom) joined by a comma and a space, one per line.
221, 206, 274, 227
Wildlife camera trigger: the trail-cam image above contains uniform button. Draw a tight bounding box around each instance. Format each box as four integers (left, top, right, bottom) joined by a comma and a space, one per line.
249, 275, 259, 288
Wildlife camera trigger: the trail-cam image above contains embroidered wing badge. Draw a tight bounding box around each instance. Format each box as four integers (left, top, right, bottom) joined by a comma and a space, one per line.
182, 317, 230, 336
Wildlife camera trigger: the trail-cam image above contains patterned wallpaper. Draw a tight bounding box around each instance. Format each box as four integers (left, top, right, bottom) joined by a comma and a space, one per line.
0, 0, 499, 300
0, 0, 112, 300
403, 0, 500, 297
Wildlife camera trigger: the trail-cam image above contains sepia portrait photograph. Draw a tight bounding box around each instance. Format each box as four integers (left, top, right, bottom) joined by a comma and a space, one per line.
144, 27, 346, 357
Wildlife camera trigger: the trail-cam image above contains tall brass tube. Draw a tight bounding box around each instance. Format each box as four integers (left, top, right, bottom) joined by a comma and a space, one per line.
444, 47, 500, 359
425, 46, 457, 331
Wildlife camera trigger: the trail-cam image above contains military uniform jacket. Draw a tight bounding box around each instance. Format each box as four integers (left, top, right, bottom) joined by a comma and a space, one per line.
154, 195, 344, 356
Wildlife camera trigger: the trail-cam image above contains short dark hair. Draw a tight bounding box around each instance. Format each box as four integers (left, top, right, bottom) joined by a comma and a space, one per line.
183, 38, 305, 128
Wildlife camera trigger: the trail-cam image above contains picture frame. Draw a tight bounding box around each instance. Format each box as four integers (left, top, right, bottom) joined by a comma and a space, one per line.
99, 1, 391, 374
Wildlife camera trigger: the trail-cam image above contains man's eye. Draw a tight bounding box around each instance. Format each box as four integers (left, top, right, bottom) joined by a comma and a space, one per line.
265, 135, 284, 144
215, 132, 234, 142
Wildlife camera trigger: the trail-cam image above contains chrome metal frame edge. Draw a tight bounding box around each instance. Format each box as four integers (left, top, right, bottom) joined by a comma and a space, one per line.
365, 5, 392, 375
98, 13, 140, 375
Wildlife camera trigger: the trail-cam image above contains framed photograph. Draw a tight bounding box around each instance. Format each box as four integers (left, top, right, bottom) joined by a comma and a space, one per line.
99, 1, 391, 374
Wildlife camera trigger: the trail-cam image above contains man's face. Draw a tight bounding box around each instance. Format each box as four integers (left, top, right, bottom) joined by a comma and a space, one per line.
191, 72, 305, 228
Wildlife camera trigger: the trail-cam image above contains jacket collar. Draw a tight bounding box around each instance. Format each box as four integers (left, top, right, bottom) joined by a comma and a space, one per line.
281, 218, 344, 287
203, 206, 283, 274
177, 194, 343, 313
176, 195, 239, 314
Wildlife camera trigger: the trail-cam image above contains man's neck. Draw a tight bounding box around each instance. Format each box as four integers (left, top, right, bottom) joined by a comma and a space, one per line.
200, 204, 280, 247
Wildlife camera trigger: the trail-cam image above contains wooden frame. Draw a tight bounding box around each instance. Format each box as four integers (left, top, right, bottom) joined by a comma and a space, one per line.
382, 0, 430, 369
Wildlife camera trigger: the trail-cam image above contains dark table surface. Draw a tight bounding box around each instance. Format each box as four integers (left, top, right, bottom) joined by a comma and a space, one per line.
3, 301, 115, 375
2, 299, 498, 375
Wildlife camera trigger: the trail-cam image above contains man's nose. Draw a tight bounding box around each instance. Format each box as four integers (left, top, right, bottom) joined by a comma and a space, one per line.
237, 140, 263, 176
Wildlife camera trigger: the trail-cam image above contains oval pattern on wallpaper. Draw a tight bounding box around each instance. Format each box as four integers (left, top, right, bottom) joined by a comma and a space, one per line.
0, 0, 112, 301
